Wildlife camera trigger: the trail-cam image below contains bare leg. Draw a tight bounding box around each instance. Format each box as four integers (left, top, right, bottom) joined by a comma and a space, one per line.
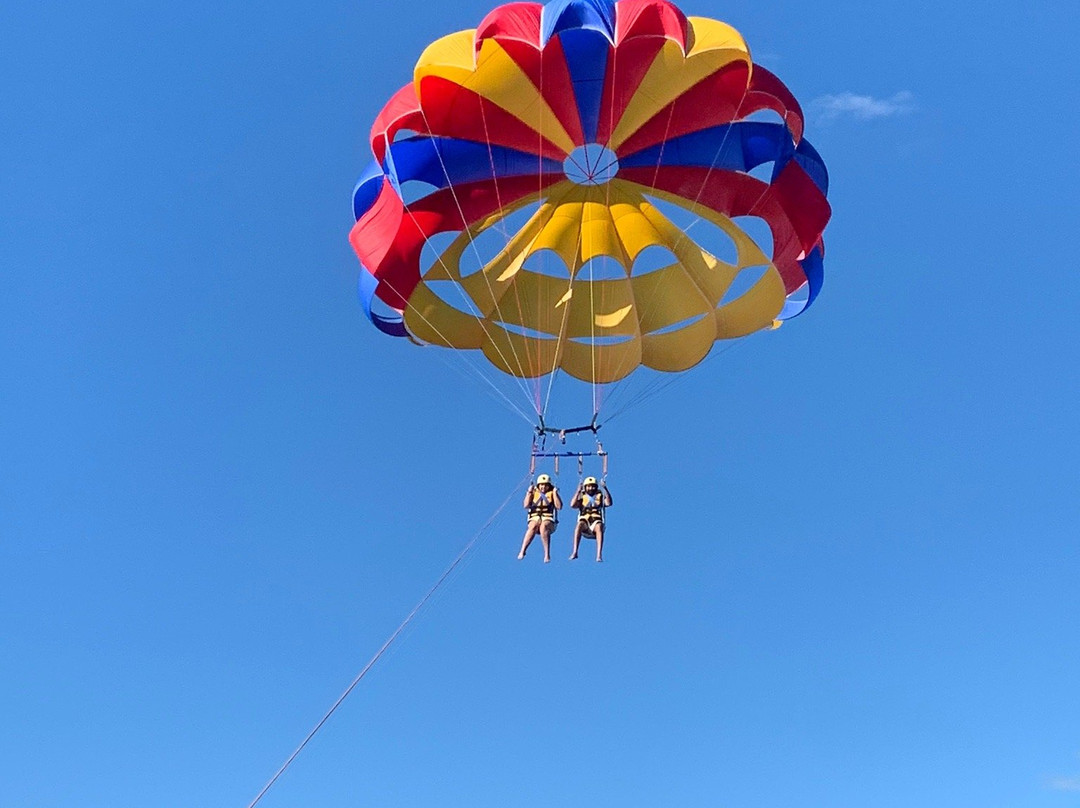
570, 523, 582, 560
539, 521, 553, 563
518, 521, 538, 559
594, 524, 604, 562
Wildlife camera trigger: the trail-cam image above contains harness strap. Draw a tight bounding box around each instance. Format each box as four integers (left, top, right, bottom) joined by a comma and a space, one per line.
528, 490, 556, 517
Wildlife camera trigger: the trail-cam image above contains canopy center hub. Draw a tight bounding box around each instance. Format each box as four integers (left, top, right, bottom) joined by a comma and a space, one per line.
563, 144, 619, 186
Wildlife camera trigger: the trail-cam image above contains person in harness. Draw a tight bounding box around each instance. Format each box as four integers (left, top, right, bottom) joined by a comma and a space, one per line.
569, 477, 612, 562
518, 473, 562, 563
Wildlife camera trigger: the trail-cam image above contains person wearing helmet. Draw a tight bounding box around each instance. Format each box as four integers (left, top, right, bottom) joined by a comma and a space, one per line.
518, 473, 562, 563
569, 476, 612, 562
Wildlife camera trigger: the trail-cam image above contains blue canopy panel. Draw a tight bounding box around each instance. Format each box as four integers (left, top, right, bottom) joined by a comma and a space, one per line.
358, 265, 409, 337
353, 160, 386, 221
382, 136, 562, 196
620, 122, 795, 174
793, 138, 829, 195
777, 245, 824, 320
540, 0, 616, 46
542, 0, 616, 143
619, 123, 828, 201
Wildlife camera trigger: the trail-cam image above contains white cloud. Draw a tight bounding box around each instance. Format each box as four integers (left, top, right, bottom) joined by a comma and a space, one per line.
811, 90, 916, 122
1049, 777, 1080, 792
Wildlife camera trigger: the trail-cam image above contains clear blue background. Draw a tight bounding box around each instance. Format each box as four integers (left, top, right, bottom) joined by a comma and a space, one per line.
3, 1, 1079, 806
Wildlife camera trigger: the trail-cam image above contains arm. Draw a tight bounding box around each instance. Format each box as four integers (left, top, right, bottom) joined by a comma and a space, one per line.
553, 488, 563, 510
523, 487, 534, 509
602, 484, 612, 507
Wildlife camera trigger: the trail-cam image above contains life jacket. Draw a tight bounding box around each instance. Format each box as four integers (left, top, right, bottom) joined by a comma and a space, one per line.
528, 489, 557, 519
578, 491, 605, 521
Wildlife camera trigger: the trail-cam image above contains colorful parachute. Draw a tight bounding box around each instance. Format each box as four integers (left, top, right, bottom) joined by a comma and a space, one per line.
350, 0, 829, 386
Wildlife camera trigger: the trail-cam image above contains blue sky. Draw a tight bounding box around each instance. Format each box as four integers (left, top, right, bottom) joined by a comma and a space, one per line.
2, 1, 1079, 806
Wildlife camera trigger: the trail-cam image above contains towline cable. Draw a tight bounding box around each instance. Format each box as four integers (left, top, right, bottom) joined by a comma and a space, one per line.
245, 473, 531, 808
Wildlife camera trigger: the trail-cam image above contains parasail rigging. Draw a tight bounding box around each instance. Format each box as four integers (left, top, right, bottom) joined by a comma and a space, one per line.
245, 2, 833, 804
350, 0, 831, 460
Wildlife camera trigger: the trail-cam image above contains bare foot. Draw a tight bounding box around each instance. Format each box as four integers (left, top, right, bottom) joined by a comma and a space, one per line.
596, 557, 603, 562
569, 553, 578, 560
517, 552, 525, 560
544, 556, 551, 563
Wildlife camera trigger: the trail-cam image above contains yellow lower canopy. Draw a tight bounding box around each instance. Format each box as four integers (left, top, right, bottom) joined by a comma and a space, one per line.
402, 180, 785, 383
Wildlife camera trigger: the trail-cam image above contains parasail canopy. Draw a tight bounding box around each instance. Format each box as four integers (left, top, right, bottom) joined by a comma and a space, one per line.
351, 0, 830, 387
